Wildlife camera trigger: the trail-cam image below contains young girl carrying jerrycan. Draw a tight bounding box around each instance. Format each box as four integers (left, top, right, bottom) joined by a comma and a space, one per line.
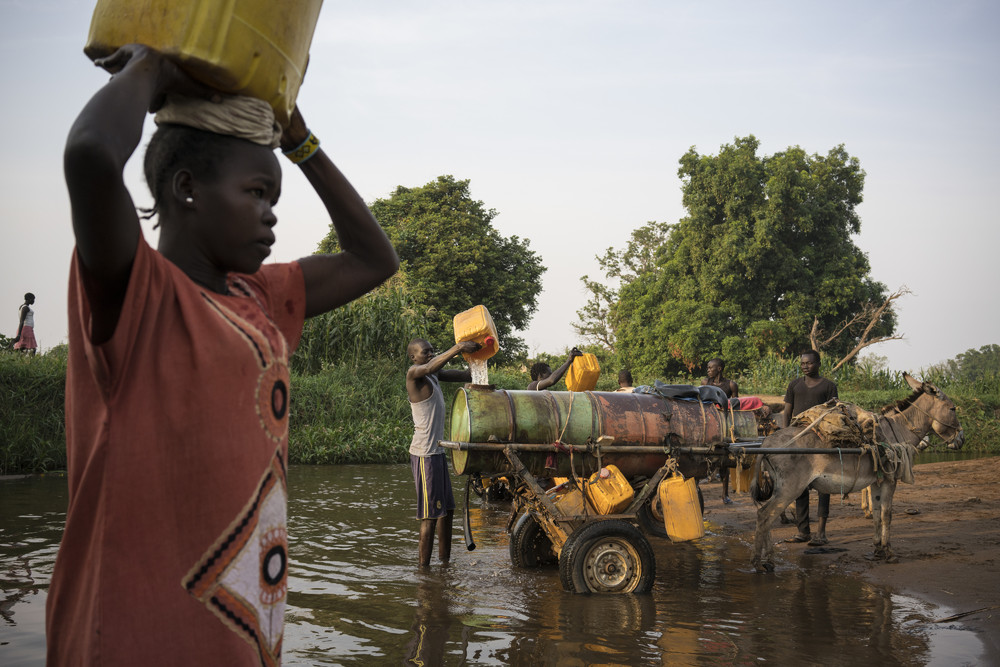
47, 44, 398, 666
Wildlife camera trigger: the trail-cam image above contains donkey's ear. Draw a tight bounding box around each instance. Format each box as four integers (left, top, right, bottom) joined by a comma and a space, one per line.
903, 373, 923, 392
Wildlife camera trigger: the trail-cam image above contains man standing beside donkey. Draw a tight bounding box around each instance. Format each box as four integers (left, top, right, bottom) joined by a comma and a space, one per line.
781, 349, 838, 546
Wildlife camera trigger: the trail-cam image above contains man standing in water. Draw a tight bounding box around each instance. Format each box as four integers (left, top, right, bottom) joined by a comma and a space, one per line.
781, 349, 839, 546
406, 338, 480, 566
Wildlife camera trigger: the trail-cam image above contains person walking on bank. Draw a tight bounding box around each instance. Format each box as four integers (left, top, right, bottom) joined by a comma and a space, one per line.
781, 349, 839, 546
13, 293, 37, 355
406, 338, 480, 566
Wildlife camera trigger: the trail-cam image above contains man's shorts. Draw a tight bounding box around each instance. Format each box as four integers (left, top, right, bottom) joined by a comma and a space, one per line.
411, 453, 455, 520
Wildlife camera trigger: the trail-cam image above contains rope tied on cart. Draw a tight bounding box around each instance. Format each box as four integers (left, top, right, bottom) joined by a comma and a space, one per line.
545, 396, 594, 494
863, 439, 917, 486
663, 456, 681, 477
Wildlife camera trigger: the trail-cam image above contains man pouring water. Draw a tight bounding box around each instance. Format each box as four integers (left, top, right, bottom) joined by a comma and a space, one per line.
405, 337, 480, 566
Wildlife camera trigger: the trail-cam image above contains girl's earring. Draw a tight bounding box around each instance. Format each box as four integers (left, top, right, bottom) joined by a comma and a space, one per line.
185, 197, 194, 204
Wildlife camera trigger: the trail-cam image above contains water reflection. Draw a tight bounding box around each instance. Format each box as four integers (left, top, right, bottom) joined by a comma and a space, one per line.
0, 465, 987, 666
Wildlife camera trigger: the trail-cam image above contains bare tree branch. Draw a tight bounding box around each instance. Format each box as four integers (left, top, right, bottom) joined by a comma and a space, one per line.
829, 286, 912, 370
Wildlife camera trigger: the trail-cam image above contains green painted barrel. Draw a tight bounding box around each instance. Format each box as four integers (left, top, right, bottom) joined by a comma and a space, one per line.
448, 388, 757, 479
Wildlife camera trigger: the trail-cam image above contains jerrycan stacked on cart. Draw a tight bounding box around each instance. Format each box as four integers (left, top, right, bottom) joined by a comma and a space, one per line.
549, 467, 632, 515
546, 479, 592, 515
453, 305, 500, 362
658, 473, 705, 542
565, 353, 600, 392
84, 0, 323, 125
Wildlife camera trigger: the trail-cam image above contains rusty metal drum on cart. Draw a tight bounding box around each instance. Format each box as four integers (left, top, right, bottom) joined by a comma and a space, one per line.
447, 388, 757, 480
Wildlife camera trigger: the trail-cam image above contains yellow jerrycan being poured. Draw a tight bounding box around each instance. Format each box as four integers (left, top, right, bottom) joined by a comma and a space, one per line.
565, 353, 600, 392
453, 305, 500, 362
658, 473, 705, 542
453, 305, 499, 386
84, 0, 324, 126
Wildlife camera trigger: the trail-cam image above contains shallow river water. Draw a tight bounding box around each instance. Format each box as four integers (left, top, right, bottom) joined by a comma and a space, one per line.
0, 462, 986, 666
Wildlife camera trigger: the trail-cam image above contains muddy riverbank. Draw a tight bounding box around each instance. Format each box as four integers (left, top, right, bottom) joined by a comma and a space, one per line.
701, 456, 1000, 664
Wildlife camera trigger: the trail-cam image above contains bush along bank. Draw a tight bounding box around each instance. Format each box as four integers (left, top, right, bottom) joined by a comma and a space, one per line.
0, 351, 68, 474
3, 352, 998, 474
286, 361, 536, 465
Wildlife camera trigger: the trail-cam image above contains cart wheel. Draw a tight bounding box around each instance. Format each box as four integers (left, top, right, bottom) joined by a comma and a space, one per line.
558, 520, 655, 594
636, 485, 705, 538
509, 512, 557, 568
636, 495, 669, 538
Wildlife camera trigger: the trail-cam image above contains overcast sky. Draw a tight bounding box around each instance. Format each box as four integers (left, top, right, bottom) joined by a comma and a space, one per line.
2, 0, 997, 374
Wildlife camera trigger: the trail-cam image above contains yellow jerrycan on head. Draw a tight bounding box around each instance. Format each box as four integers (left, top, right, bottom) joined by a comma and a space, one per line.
658, 473, 705, 542
453, 305, 500, 362
565, 353, 600, 392
84, 0, 324, 126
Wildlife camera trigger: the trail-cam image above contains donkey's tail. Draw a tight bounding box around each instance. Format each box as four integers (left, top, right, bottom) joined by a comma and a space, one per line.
749, 455, 774, 503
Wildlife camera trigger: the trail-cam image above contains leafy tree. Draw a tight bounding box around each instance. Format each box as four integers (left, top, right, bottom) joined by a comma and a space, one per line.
927, 344, 1000, 390
955, 344, 1000, 384
318, 176, 544, 361
610, 136, 896, 375
574, 221, 672, 352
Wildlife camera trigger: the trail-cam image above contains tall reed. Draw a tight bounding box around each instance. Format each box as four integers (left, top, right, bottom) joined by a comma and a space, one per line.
0, 351, 67, 474
292, 283, 431, 375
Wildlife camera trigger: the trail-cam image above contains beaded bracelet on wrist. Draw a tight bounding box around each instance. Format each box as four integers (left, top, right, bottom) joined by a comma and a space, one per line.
283, 131, 320, 165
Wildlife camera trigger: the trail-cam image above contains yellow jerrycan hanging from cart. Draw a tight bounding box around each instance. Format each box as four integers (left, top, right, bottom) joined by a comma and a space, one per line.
584, 464, 634, 515
658, 473, 705, 542
84, 0, 324, 126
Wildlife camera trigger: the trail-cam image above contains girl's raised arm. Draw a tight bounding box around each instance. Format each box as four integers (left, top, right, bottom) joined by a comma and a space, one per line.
64, 45, 206, 342
283, 110, 399, 317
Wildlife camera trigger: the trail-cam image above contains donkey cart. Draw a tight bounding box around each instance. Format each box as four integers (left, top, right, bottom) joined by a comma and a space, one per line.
440, 386, 766, 594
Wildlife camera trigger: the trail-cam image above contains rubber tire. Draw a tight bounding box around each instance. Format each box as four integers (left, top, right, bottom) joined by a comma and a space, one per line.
636, 495, 669, 538
636, 485, 705, 539
509, 512, 558, 568
558, 520, 656, 594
